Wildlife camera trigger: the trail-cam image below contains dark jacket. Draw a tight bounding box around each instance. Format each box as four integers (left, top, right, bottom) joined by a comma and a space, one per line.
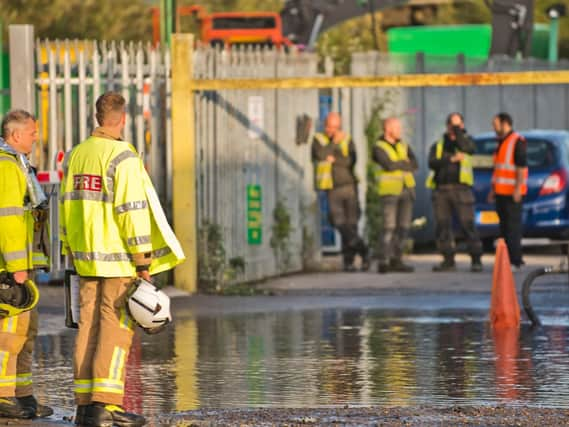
428, 129, 476, 187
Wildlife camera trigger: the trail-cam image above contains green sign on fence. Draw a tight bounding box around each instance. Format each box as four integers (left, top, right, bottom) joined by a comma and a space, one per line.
247, 185, 262, 245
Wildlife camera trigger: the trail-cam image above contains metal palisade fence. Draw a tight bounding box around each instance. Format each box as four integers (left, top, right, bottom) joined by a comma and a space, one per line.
192, 45, 320, 283
31, 38, 321, 285
35, 39, 172, 199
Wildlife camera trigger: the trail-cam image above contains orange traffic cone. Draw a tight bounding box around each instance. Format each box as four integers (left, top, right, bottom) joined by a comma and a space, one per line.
490, 238, 521, 329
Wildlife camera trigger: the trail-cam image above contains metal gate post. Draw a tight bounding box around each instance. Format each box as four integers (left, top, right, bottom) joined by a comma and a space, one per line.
9, 25, 35, 114
171, 33, 197, 293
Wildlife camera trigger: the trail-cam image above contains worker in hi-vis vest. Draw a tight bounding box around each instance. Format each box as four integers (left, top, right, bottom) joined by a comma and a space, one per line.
311, 112, 369, 272
0, 110, 52, 420
488, 112, 528, 268
427, 112, 483, 273
373, 117, 417, 274
60, 92, 185, 427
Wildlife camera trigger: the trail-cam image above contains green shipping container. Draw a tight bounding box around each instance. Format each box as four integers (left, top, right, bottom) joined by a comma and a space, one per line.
387, 24, 550, 59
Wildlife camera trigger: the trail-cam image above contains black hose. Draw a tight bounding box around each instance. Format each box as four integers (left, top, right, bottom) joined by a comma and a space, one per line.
521, 266, 563, 327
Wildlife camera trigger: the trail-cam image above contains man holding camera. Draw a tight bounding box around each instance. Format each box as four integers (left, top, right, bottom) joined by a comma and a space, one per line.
427, 113, 483, 272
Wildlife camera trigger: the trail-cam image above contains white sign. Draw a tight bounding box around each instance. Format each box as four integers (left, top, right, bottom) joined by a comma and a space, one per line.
248, 96, 264, 139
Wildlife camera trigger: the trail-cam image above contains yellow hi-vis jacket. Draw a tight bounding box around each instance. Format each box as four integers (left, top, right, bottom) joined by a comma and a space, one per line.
425, 139, 473, 189
0, 151, 34, 273
313, 132, 351, 190
59, 135, 185, 277
374, 140, 416, 196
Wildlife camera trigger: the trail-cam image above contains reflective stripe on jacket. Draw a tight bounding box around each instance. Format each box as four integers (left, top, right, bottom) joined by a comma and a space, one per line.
426, 139, 473, 189
374, 140, 416, 196
492, 132, 528, 196
60, 136, 185, 277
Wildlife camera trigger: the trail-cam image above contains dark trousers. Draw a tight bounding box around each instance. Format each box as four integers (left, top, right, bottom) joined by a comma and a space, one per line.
433, 185, 482, 259
378, 187, 414, 265
495, 195, 523, 266
328, 185, 367, 265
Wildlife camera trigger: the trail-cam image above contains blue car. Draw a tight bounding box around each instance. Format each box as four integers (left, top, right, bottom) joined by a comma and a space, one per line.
472, 130, 569, 247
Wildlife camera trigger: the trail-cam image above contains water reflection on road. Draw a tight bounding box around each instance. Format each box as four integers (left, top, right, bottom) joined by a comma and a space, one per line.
32, 305, 569, 418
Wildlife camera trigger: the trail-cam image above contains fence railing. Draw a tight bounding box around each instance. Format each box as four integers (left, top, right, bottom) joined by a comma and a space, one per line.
34, 39, 172, 199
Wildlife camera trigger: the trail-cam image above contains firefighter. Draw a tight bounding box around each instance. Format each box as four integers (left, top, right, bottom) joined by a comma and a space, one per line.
0, 110, 53, 419
373, 117, 417, 273
60, 92, 185, 427
427, 112, 483, 272
488, 112, 527, 268
311, 112, 369, 272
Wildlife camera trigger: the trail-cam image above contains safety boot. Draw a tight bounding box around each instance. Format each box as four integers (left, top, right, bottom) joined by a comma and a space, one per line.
83, 403, 146, 427
17, 395, 53, 418
74, 405, 88, 426
470, 255, 483, 273
0, 396, 35, 419
432, 257, 456, 272
360, 250, 370, 272
390, 259, 414, 273
377, 263, 389, 274
343, 263, 357, 273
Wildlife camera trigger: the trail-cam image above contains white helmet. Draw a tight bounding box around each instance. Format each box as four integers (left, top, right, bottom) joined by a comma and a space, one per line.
127, 278, 172, 334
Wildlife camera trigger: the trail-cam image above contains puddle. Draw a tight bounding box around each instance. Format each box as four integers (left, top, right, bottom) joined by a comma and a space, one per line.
31, 305, 569, 417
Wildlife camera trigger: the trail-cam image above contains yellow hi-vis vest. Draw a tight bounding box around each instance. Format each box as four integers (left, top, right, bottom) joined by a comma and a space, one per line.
374, 140, 416, 196
0, 151, 34, 273
425, 139, 473, 189
60, 136, 185, 277
313, 132, 350, 190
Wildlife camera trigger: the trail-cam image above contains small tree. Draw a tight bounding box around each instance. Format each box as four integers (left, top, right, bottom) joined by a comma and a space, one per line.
270, 199, 293, 272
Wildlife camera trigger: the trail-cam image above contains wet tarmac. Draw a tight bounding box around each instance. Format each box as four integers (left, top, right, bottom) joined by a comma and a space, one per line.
15, 277, 569, 426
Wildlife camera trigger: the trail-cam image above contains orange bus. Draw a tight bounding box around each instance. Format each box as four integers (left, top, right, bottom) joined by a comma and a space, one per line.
153, 6, 292, 48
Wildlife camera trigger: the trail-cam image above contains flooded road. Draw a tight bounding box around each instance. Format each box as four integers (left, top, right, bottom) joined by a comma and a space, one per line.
30, 289, 569, 422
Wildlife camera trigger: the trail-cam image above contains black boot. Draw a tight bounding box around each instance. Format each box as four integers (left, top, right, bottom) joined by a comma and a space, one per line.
432, 256, 456, 272
84, 403, 146, 427
0, 397, 35, 419
17, 395, 53, 418
390, 259, 414, 273
342, 252, 356, 272
75, 405, 88, 426
360, 245, 370, 272
343, 262, 357, 272
471, 255, 483, 273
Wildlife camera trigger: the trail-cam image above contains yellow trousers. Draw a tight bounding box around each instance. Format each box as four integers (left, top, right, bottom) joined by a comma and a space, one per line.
74, 277, 135, 406
0, 310, 38, 398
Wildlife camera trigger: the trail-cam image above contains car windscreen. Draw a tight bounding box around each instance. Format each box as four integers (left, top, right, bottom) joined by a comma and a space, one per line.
472, 137, 556, 169
212, 17, 276, 30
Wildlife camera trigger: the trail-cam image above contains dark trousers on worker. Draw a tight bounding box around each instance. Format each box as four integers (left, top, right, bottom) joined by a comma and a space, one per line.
327, 184, 367, 266
378, 187, 414, 265
433, 184, 482, 259
495, 195, 524, 266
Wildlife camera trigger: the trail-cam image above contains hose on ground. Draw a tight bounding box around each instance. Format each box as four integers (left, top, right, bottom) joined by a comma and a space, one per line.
522, 266, 563, 327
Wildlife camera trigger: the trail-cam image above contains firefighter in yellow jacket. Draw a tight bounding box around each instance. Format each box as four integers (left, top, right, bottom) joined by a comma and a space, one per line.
0, 110, 53, 419
60, 92, 185, 427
